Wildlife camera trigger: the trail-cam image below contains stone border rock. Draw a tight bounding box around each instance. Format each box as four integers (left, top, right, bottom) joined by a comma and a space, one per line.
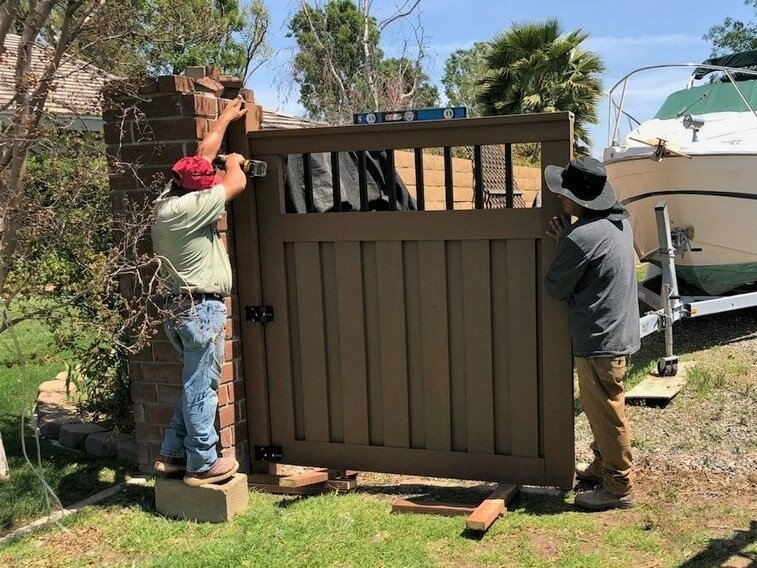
34, 371, 137, 466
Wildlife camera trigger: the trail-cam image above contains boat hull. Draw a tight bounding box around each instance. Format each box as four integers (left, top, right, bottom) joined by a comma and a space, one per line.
604, 154, 757, 295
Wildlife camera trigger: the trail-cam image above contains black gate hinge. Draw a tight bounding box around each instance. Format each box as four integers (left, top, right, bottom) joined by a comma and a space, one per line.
246, 305, 274, 323
254, 445, 283, 462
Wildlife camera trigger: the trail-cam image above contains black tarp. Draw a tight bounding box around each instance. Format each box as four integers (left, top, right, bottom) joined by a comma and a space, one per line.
693, 49, 757, 79
284, 151, 417, 213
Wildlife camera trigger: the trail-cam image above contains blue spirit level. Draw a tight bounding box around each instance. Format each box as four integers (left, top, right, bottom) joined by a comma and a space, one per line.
353, 106, 467, 125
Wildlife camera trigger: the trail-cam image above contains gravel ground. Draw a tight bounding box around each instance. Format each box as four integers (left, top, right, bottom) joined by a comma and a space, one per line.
576, 306, 757, 479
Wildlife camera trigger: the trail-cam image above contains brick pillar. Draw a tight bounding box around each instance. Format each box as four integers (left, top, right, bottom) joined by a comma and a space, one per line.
103, 69, 262, 473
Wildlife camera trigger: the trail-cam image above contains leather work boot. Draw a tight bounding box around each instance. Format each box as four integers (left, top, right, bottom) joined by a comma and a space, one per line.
574, 488, 635, 511
575, 461, 603, 484
183, 457, 239, 487
154, 455, 186, 476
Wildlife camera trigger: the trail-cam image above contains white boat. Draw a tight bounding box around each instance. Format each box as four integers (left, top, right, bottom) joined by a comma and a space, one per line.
603, 52, 757, 295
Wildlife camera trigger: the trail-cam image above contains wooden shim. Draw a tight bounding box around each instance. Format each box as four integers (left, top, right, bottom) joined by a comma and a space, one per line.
465, 484, 520, 532
392, 499, 477, 517
626, 361, 693, 402
250, 482, 327, 495
326, 478, 358, 491
279, 471, 329, 488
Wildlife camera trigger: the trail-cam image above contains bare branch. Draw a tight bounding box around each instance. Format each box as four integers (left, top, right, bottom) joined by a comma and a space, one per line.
378, 0, 421, 30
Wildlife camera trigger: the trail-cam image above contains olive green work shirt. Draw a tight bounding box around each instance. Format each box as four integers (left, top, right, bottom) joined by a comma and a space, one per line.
151, 184, 232, 296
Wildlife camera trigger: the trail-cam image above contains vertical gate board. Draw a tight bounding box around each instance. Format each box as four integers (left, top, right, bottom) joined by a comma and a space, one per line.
256, 156, 296, 445
285, 244, 306, 441
293, 241, 331, 443
540, 139, 575, 488
375, 241, 410, 449
507, 239, 539, 458
231, 174, 271, 452
320, 242, 344, 443
362, 242, 384, 446
462, 240, 494, 455
418, 241, 452, 452
446, 241, 467, 452
403, 241, 426, 449
490, 240, 511, 456
334, 242, 370, 446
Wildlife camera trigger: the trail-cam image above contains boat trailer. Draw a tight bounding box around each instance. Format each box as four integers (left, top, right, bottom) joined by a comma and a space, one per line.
638, 202, 757, 376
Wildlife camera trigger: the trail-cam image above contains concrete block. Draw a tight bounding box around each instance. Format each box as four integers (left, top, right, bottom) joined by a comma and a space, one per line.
85, 431, 134, 457
117, 437, 138, 465
58, 423, 108, 450
155, 473, 248, 523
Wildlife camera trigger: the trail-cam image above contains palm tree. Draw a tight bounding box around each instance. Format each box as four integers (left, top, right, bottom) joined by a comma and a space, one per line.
478, 19, 605, 156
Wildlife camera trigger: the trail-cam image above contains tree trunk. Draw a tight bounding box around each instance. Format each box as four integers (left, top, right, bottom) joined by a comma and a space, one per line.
0, 431, 9, 481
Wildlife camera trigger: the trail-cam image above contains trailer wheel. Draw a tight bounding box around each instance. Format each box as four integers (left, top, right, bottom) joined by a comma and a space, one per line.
657, 358, 678, 377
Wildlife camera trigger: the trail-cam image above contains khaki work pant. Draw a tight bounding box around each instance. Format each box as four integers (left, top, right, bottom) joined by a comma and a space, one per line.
576, 355, 634, 496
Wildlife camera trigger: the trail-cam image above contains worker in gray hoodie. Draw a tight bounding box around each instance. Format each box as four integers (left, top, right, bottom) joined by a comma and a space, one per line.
544, 156, 641, 511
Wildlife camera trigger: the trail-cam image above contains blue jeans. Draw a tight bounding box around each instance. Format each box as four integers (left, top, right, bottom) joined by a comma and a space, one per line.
159, 299, 226, 473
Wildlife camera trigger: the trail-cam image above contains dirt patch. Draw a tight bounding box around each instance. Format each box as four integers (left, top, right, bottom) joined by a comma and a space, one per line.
30, 525, 124, 566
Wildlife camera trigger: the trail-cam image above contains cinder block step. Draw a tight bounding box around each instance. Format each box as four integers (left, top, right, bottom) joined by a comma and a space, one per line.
155, 473, 248, 522
85, 431, 134, 457
58, 423, 108, 450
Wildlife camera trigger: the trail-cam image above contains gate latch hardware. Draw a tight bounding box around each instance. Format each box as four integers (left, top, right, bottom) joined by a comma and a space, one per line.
254, 445, 283, 462
246, 305, 274, 323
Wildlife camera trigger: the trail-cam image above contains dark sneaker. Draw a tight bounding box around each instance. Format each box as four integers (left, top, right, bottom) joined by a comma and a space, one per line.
574, 488, 635, 511
183, 457, 239, 487
154, 455, 186, 476
575, 461, 603, 484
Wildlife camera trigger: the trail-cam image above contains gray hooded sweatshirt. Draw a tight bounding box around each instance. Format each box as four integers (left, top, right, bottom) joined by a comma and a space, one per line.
544, 204, 641, 357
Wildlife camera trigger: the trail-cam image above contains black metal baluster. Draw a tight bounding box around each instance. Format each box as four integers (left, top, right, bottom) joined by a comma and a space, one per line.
473, 145, 484, 210
303, 153, 314, 213
444, 146, 453, 210
358, 150, 368, 212
331, 151, 342, 212
414, 148, 425, 211
505, 143, 514, 208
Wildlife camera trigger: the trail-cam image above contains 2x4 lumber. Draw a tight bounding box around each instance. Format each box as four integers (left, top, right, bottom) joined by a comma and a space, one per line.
391, 499, 478, 517
465, 484, 520, 531
279, 471, 329, 488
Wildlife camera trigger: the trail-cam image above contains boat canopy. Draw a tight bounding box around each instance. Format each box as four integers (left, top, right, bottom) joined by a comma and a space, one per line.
693, 50, 757, 79
654, 79, 757, 119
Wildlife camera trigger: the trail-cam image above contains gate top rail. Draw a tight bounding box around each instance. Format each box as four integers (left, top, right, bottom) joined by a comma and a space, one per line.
247, 112, 574, 155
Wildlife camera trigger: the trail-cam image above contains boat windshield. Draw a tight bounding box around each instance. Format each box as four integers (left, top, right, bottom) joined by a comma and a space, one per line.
654, 79, 757, 119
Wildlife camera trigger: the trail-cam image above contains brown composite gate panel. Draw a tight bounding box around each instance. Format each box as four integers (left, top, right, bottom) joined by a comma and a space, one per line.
231, 113, 575, 489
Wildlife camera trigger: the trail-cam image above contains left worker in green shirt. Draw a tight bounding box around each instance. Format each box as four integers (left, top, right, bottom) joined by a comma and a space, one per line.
151, 97, 248, 486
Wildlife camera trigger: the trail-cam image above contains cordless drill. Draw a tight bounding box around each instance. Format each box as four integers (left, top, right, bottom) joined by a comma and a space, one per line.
213, 154, 267, 177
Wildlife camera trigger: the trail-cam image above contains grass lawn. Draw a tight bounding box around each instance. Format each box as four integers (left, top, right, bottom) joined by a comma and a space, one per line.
0, 318, 127, 535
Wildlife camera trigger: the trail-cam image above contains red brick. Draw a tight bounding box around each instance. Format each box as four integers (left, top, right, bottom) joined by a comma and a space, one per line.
130, 343, 153, 362
224, 318, 234, 340
132, 383, 157, 403
133, 403, 146, 423
184, 66, 207, 79
157, 384, 182, 405
158, 75, 195, 94
224, 339, 241, 361
245, 103, 263, 132
217, 384, 230, 406
135, 422, 163, 443
240, 88, 255, 102
137, 94, 185, 119
216, 212, 228, 231
196, 76, 224, 96
152, 340, 180, 362
180, 94, 218, 118
138, 77, 159, 94
141, 362, 182, 384
221, 362, 235, 384
128, 361, 143, 382
104, 121, 133, 146
145, 404, 175, 425
219, 427, 234, 448
108, 142, 185, 167
133, 117, 208, 143
218, 405, 235, 428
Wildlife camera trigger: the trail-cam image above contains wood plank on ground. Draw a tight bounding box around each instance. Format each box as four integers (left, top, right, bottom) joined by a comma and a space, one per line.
626, 362, 694, 402
391, 499, 478, 517
465, 484, 520, 531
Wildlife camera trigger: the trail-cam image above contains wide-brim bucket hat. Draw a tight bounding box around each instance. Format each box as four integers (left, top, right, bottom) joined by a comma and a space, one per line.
544, 156, 617, 210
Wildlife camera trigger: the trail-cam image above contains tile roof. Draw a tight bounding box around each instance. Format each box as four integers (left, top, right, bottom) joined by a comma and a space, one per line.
0, 33, 116, 119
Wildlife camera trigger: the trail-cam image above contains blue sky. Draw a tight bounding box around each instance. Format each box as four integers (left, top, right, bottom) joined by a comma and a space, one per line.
249, 0, 755, 156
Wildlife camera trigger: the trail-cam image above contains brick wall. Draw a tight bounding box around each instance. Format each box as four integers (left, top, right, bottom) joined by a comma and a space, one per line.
103, 68, 261, 473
